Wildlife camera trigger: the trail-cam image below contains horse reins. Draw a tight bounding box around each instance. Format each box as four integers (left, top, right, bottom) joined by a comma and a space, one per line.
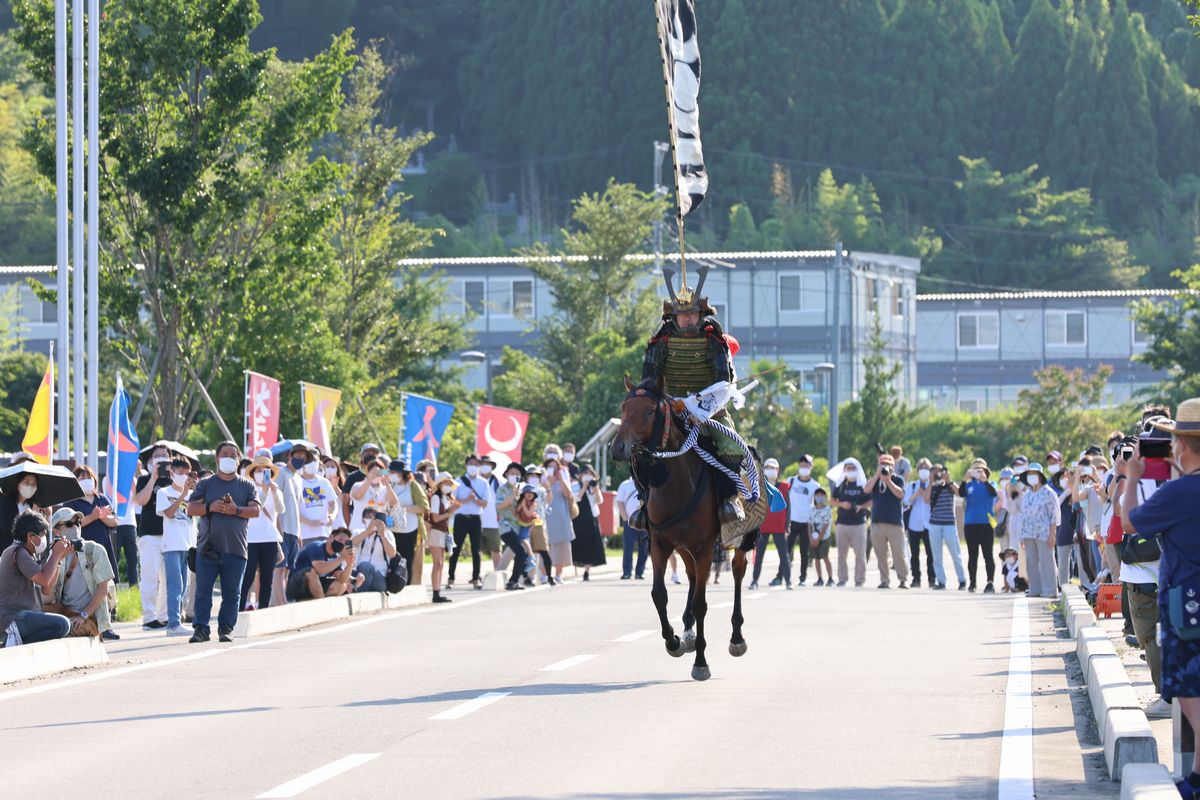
625, 384, 710, 531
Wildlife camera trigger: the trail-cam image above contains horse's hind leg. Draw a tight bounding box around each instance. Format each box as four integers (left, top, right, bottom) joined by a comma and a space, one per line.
651, 533, 685, 658
730, 546, 748, 657
690, 545, 713, 681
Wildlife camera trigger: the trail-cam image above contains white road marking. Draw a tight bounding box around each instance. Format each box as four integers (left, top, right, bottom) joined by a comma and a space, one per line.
746, 592, 765, 600
0, 586, 545, 703
430, 691, 511, 720
711, 601, 733, 609
540, 654, 597, 671
997, 597, 1034, 800
612, 630, 655, 643
257, 753, 380, 798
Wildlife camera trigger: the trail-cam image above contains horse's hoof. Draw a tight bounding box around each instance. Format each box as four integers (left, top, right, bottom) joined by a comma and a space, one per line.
691, 665, 711, 681
729, 641, 748, 657
666, 636, 686, 658
682, 628, 697, 653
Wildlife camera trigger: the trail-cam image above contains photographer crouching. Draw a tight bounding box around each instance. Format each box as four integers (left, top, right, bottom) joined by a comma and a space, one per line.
41, 508, 117, 640
0, 511, 72, 646
1120, 398, 1200, 799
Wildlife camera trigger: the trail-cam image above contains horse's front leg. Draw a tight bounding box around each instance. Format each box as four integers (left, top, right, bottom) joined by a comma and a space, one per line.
730, 546, 748, 657
651, 532, 685, 658
690, 545, 713, 681
681, 548, 697, 653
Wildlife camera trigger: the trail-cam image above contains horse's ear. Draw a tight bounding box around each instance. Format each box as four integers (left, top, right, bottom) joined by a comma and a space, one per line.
624, 375, 635, 392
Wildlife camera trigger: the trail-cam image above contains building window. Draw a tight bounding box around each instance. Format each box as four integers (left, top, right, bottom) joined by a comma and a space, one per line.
490, 279, 534, 317
1045, 309, 1086, 346
778, 272, 822, 312
892, 284, 905, 318
957, 311, 999, 349
461, 280, 485, 316
1132, 317, 1152, 347
958, 399, 981, 413
42, 300, 56, 323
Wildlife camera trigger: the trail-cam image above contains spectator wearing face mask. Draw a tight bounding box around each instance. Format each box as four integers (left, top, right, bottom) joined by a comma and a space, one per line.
477, 457, 504, 574
275, 443, 310, 579
348, 457, 399, 535
135, 443, 177, 629
42, 508, 117, 640
297, 450, 338, 544
387, 461, 422, 581
808, 488, 834, 585
0, 453, 40, 552
353, 510, 397, 592
830, 458, 870, 588
958, 459, 998, 593
561, 443, 579, 480
497, 463, 533, 590
570, 463, 607, 581
185, 441, 261, 643
752, 457, 791, 590
903, 458, 936, 588
410, 460, 437, 588
542, 454, 575, 586
785, 454, 820, 586
428, 472, 462, 602
0, 511, 72, 645
342, 444, 383, 527
103, 463, 141, 589
285, 527, 365, 600
928, 464, 967, 591
1070, 456, 1108, 579
866, 453, 909, 590
156, 458, 197, 635
525, 465, 553, 584
64, 465, 119, 578
239, 456, 285, 612
1016, 463, 1059, 598
449, 454, 492, 590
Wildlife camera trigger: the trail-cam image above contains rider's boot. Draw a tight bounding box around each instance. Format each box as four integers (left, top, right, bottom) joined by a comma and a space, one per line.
632, 504, 650, 530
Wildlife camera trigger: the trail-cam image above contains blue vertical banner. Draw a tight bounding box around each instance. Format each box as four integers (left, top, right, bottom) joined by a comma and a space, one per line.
105, 374, 141, 518
400, 393, 455, 466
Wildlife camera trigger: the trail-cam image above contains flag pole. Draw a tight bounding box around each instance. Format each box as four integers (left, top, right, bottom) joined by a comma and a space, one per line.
49, 341, 57, 461
243, 370, 250, 454
398, 392, 407, 464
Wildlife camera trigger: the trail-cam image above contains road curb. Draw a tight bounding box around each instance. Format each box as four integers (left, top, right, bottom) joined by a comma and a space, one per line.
1120, 763, 1178, 799
234, 587, 431, 638
0, 636, 109, 684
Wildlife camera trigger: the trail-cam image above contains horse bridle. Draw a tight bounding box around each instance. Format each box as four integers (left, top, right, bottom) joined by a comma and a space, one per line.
624, 385, 675, 456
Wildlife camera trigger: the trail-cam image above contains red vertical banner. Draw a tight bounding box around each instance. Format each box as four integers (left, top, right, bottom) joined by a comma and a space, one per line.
244, 371, 281, 454
475, 404, 530, 475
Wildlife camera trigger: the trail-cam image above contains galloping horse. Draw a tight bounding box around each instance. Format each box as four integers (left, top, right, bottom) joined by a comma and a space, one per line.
612, 374, 750, 681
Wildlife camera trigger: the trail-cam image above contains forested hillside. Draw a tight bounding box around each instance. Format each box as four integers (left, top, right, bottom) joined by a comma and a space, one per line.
4, 0, 1200, 291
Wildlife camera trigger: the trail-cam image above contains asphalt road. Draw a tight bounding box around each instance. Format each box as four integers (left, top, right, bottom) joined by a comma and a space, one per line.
0, 555, 1117, 799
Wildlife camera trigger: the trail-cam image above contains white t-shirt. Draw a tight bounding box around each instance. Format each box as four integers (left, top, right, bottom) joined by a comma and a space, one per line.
246, 484, 282, 544
349, 480, 391, 532
1120, 479, 1162, 585
616, 478, 640, 522
480, 479, 500, 528
788, 477, 820, 523
357, 529, 397, 574
391, 481, 418, 535
155, 484, 196, 552
299, 476, 337, 540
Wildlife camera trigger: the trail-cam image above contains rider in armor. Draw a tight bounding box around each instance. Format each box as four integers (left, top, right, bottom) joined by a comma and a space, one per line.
640, 265, 747, 526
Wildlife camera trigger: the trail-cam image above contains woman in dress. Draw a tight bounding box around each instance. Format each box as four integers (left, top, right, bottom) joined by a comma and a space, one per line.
428, 472, 462, 603
541, 455, 575, 586
570, 462, 607, 581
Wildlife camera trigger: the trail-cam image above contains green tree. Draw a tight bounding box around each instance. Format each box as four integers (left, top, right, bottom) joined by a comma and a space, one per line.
844, 311, 904, 460
0, 32, 52, 265
1015, 364, 1116, 457
14, 0, 356, 440
1005, 0, 1070, 172
1132, 264, 1200, 403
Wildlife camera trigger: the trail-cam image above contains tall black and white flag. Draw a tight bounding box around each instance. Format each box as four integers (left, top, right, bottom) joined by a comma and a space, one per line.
655, 0, 707, 219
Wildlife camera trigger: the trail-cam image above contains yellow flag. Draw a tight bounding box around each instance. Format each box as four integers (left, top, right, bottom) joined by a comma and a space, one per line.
300, 382, 342, 456
22, 352, 55, 464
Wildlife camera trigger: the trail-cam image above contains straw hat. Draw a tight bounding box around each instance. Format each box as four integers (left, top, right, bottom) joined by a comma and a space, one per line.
247, 455, 279, 479
1150, 398, 1200, 438
970, 458, 990, 477
431, 471, 459, 493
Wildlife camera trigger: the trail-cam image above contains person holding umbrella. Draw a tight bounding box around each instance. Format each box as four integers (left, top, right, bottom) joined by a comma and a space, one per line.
0, 453, 41, 551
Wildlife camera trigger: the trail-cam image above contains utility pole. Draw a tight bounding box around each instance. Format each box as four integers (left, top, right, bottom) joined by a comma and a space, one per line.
829, 243, 843, 467
653, 141, 670, 271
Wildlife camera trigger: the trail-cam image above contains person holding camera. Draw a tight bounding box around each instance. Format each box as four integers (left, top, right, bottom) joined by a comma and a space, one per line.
185, 441, 261, 643
1121, 400, 1200, 795
134, 442, 177, 629
866, 453, 908, 590
958, 458, 998, 593
927, 464, 967, 591
156, 458, 197, 636
353, 510, 397, 592
903, 458, 936, 588
831, 458, 871, 588
41, 508, 116, 640
1018, 463, 1061, 598
286, 527, 365, 601
239, 456, 285, 612
0, 511, 72, 646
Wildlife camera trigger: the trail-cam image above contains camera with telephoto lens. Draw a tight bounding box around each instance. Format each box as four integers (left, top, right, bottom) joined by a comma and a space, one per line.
1113, 434, 1138, 464
1138, 417, 1173, 459
880, 466, 891, 476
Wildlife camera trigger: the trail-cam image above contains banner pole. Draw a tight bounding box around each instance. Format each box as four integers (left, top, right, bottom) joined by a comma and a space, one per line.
243, 371, 250, 454
299, 382, 307, 444
398, 392, 406, 464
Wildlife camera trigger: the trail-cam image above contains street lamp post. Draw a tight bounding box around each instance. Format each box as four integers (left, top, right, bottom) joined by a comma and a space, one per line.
815, 362, 837, 467
460, 350, 492, 405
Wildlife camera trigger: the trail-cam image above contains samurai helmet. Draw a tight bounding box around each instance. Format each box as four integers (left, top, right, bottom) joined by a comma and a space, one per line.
661, 264, 715, 317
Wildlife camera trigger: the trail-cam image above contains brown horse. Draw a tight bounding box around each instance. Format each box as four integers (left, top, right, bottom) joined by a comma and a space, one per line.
612, 374, 750, 681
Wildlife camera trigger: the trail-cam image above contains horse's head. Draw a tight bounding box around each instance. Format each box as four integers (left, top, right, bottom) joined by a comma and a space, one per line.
614, 374, 668, 462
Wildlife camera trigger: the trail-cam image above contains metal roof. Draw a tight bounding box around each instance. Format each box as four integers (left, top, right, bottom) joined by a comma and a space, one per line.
917, 288, 1190, 302
396, 249, 840, 267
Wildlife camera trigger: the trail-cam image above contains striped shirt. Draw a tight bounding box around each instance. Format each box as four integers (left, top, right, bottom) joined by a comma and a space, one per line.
929, 484, 956, 526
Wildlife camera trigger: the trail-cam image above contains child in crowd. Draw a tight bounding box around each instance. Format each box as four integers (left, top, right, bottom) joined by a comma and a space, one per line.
809, 488, 834, 586
1000, 547, 1026, 593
